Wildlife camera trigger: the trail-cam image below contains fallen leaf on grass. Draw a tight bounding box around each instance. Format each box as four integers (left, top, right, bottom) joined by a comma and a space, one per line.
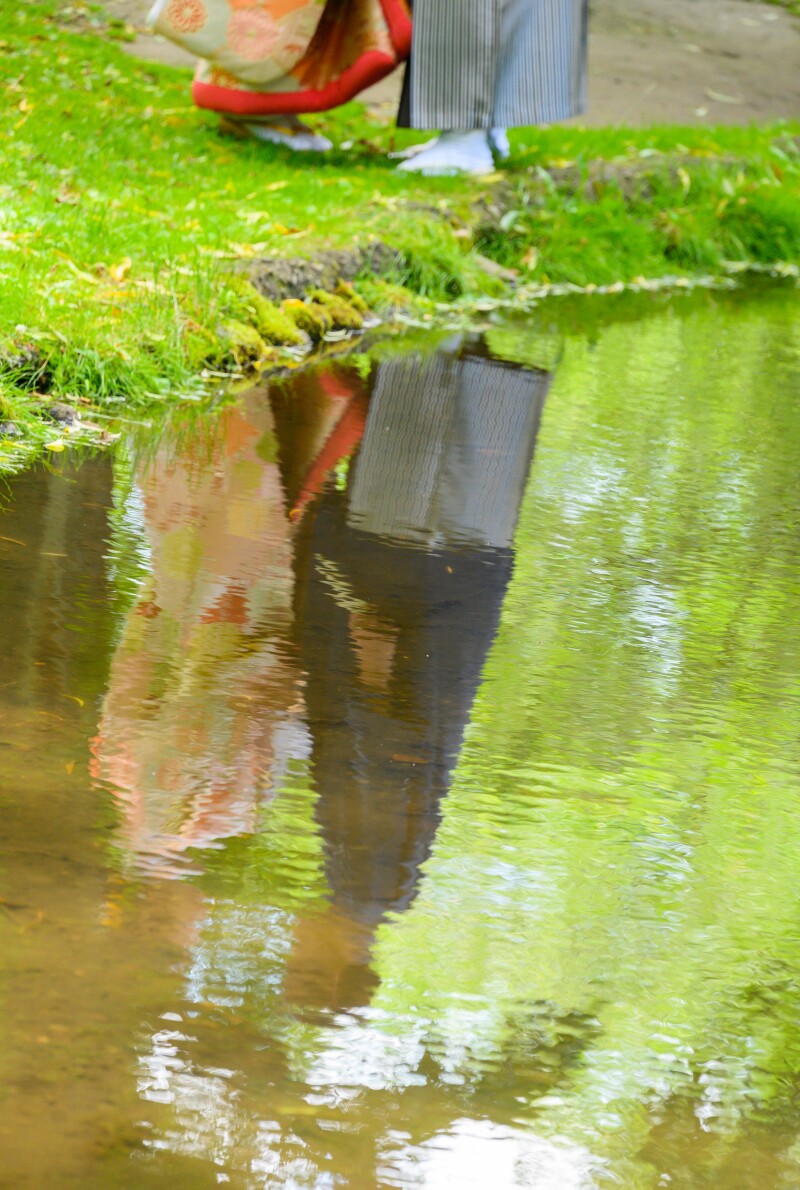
55, 186, 81, 206
109, 256, 132, 282
271, 224, 308, 238
705, 88, 744, 105
45, 439, 66, 451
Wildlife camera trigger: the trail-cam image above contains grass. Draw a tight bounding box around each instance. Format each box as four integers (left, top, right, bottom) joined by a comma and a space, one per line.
0, 0, 798, 468
761, 0, 800, 15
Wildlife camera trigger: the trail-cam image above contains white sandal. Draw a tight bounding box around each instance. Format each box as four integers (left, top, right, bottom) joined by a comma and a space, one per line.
220, 114, 333, 153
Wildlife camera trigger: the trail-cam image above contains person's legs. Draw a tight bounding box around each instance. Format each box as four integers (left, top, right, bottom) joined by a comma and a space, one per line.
398, 0, 498, 132
493, 0, 588, 128
394, 0, 496, 175
395, 0, 588, 174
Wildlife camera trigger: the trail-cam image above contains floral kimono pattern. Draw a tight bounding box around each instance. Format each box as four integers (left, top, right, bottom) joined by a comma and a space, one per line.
150, 0, 411, 115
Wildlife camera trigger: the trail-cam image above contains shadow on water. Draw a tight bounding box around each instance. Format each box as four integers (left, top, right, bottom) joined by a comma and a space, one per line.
1, 286, 800, 1188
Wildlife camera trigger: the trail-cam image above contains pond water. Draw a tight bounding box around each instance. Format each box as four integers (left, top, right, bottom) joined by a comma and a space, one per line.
1, 287, 799, 1189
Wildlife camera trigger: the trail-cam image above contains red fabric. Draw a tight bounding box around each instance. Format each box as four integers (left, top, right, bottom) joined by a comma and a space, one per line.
192, 0, 411, 116
290, 393, 369, 521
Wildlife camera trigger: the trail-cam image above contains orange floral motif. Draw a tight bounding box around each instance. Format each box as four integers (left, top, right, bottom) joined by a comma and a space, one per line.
166, 0, 207, 33
227, 9, 280, 60
205, 65, 244, 87
272, 5, 325, 68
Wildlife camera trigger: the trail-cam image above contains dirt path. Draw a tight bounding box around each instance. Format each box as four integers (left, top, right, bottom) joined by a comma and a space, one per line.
109, 0, 800, 126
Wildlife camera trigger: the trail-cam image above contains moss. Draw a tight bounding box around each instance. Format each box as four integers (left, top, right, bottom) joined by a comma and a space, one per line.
252, 299, 306, 347
218, 319, 270, 369
183, 319, 226, 370
308, 289, 365, 331
225, 276, 306, 347
283, 299, 333, 342
334, 280, 370, 315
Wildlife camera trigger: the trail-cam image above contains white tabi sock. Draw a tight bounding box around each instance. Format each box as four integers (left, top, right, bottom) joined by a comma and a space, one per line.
392, 128, 510, 164
397, 130, 495, 176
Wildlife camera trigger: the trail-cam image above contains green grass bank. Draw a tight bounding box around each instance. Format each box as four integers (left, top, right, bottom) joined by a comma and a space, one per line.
0, 0, 798, 468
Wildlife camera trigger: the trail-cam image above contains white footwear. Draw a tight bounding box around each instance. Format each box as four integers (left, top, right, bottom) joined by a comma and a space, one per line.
396, 130, 495, 176
220, 114, 332, 153
389, 136, 439, 160
392, 128, 510, 164
488, 128, 511, 161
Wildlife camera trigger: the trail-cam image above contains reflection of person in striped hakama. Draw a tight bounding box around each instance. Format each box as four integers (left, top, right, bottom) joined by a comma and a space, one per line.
396, 0, 589, 176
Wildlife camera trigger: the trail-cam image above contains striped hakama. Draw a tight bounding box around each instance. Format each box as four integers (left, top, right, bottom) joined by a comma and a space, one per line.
398, 0, 588, 130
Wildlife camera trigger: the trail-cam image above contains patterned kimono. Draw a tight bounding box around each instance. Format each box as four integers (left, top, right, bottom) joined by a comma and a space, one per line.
398, 0, 589, 129
151, 0, 411, 115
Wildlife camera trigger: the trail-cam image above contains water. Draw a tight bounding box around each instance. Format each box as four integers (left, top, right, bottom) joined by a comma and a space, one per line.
0, 288, 799, 1189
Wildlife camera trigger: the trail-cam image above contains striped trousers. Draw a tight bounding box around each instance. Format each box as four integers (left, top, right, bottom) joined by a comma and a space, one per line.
398, 0, 588, 130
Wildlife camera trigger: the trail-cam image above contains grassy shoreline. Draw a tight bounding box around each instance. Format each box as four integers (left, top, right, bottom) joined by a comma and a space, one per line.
0, 0, 798, 469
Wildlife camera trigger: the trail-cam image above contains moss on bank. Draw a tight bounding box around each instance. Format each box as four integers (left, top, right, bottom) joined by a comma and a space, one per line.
0, 0, 798, 469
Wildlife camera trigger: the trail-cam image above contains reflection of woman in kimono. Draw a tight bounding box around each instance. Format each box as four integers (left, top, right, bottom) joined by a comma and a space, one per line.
93, 381, 367, 877
130, 341, 556, 1183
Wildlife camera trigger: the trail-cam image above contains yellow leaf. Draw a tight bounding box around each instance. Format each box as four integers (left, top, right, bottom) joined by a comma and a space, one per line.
705, 88, 744, 105
65, 761, 75, 775
45, 440, 66, 451
109, 257, 132, 283
677, 167, 691, 194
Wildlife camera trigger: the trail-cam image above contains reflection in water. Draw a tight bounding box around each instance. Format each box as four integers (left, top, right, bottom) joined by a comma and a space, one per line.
289, 343, 548, 938
94, 335, 552, 1181
2, 291, 800, 1189
95, 338, 548, 901
93, 393, 309, 877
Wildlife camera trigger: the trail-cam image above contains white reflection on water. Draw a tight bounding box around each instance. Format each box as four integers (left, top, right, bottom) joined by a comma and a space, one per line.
380, 1120, 599, 1190
136, 1011, 602, 1188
